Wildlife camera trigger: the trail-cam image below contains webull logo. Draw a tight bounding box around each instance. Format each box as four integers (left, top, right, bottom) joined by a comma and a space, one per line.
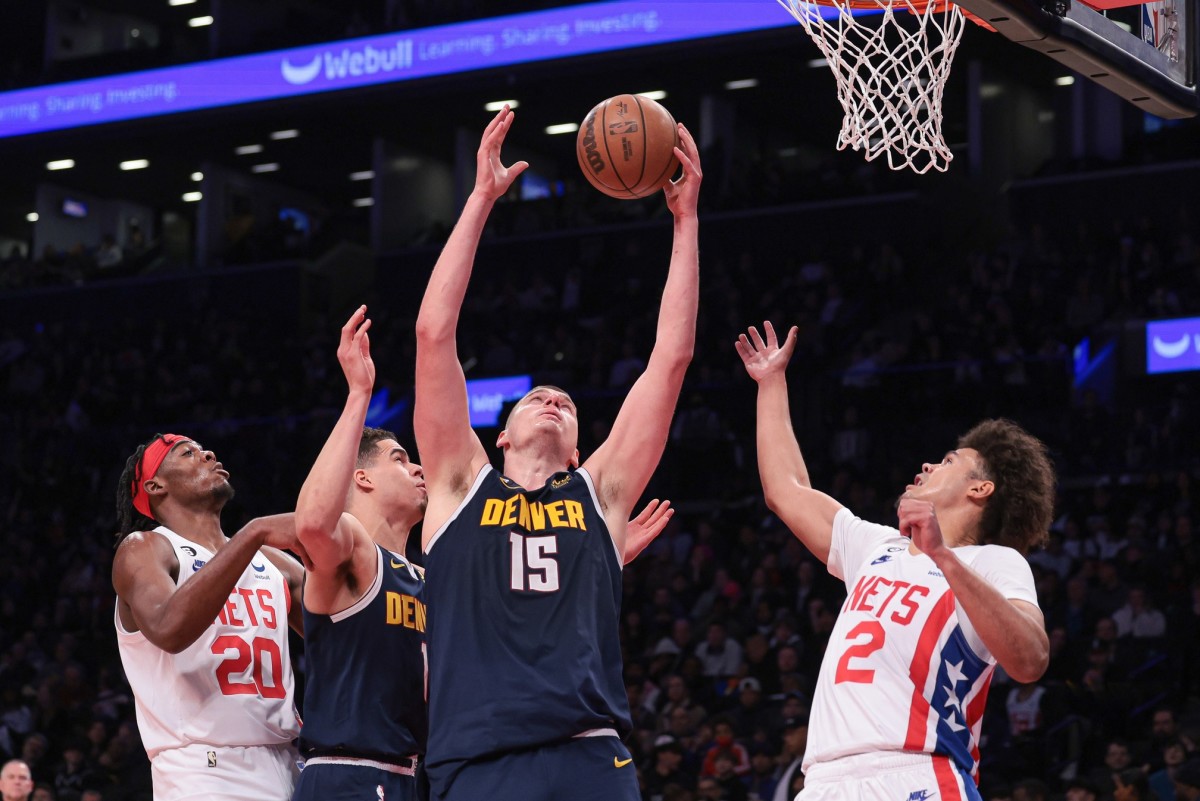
1146, 316, 1200, 375
281, 40, 414, 85
580, 111, 605, 175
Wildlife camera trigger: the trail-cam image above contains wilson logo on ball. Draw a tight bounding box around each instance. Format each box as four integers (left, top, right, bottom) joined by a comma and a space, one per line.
580, 113, 606, 174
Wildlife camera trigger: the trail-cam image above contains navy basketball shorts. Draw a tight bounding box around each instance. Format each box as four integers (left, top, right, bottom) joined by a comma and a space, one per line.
431, 736, 639, 801
293, 757, 421, 801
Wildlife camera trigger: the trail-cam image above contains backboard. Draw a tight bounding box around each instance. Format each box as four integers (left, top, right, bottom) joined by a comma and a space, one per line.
954, 0, 1197, 117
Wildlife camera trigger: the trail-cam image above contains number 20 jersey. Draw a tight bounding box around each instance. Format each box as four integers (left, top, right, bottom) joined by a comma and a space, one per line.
115, 526, 300, 759
423, 465, 631, 768
804, 509, 1038, 780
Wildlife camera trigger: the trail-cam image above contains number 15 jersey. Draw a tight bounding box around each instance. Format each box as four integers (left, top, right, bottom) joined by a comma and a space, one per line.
804, 509, 1038, 781
423, 465, 631, 770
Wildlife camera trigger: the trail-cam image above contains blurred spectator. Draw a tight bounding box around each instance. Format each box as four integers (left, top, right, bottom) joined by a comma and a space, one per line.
1065, 776, 1100, 801
701, 720, 750, 778
1112, 586, 1167, 639
771, 716, 807, 801
1011, 778, 1049, 801
1149, 740, 1192, 801
93, 237, 122, 272
644, 735, 694, 801
1113, 768, 1150, 801
694, 622, 743, 680
1173, 759, 1200, 801
1086, 739, 1135, 800
1, 760, 33, 801
709, 750, 748, 801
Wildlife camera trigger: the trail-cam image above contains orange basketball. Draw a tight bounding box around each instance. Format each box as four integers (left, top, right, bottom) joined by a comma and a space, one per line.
576, 94, 680, 200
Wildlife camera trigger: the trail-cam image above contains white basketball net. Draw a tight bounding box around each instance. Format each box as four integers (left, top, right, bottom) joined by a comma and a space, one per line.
778, 0, 967, 173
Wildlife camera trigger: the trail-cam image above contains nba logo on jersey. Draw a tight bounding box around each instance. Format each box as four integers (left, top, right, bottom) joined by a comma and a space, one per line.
207, 751, 217, 767
376, 785, 385, 800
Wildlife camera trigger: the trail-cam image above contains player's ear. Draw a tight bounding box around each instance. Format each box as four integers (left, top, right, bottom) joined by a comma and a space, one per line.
496, 429, 510, 450
143, 477, 166, 499
969, 479, 994, 501
568, 449, 580, 469
353, 468, 372, 491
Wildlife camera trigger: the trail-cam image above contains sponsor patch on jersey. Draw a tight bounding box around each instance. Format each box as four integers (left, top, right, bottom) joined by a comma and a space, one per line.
927, 570, 944, 577
551, 474, 571, 489
180, 545, 197, 556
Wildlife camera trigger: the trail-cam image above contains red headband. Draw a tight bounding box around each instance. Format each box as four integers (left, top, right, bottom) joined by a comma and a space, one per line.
131, 434, 187, 520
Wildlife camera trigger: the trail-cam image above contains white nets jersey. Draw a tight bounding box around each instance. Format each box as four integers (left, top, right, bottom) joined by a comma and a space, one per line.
115, 526, 300, 759
803, 509, 1038, 781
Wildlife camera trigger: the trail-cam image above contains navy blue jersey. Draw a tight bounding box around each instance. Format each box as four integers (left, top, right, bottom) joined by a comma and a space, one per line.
300, 544, 427, 761
423, 465, 631, 769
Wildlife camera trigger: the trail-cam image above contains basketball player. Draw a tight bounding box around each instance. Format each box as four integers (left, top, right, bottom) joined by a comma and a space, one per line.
413, 105, 702, 801
113, 434, 306, 801
290, 305, 428, 801
291, 306, 676, 801
736, 321, 1055, 801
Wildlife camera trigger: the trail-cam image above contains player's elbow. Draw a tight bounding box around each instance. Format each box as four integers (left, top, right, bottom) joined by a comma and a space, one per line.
762, 485, 789, 516
1005, 644, 1050, 684
145, 624, 195, 655
415, 313, 454, 345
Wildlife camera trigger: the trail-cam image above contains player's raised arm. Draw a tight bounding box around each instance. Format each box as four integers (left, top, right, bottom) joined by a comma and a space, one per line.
295, 305, 375, 574
415, 106, 527, 541
736, 321, 843, 564
583, 123, 701, 536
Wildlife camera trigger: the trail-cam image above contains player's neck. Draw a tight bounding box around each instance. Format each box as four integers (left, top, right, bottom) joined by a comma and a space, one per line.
156, 507, 226, 551
371, 521, 411, 557
350, 503, 414, 556
501, 450, 571, 490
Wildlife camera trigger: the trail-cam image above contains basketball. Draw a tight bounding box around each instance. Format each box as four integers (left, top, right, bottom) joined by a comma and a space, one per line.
576, 94, 680, 200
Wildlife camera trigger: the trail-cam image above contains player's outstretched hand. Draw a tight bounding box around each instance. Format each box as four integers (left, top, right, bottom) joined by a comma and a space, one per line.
623, 499, 674, 565
735, 321, 798, 382
474, 105, 529, 201
897, 498, 947, 558
664, 123, 702, 218
337, 304, 374, 396
239, 514, 312, 569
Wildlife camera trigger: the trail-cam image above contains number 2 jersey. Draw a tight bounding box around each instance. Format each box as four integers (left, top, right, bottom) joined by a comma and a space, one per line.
423, 465, 631, 769
803, 509, 1039, 781
115, 526, 300, 759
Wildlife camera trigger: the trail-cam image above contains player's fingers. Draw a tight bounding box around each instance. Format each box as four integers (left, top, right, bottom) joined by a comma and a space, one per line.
507, 160, 530, 180
780, 326, 800, 356
341, 304, 366, 336
764, 320, 779, 346
748, 325, 767, 350
482, 106, 508, 138
635, 499, 659, 523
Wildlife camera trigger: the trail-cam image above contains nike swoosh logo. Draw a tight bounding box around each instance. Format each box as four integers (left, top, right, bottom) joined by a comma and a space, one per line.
251, 562, 266, 572
390, 558, 405, 569
614, 757, 633, 768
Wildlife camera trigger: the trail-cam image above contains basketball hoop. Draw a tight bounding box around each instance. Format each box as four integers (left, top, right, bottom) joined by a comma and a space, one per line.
778, 0, 972, 173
